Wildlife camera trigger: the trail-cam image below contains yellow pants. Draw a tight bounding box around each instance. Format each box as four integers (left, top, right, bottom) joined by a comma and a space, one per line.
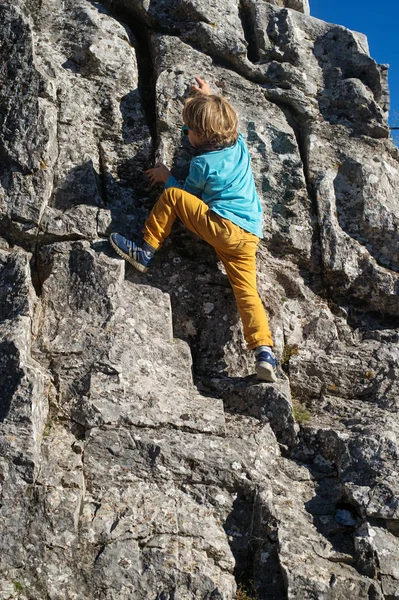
143, 187, 273, 349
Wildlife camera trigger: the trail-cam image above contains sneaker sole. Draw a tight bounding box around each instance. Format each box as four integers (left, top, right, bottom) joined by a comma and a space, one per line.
256, 361, 278, 383
110, 236, 149, 273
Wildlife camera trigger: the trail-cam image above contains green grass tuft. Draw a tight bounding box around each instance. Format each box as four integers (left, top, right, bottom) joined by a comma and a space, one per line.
292, 400, 312, 424
43, 419, 52, 437
281, 344, 298, 368
13, 581, 24, 592
236, 584, 258, 600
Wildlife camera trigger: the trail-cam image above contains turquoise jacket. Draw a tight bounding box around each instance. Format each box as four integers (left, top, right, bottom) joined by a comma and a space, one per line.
164, 133, 263, 238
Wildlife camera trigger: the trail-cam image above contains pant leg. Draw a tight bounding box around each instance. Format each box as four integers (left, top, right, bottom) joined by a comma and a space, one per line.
215, 237, 273, 350
143, 186, 273, 349
143, 186, 222, 250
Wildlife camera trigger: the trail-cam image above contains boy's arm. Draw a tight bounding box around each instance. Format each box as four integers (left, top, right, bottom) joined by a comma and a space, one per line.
165, 158, 206, 198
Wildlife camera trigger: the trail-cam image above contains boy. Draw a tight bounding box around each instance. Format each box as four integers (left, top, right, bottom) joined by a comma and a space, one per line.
110, 77, 277, 382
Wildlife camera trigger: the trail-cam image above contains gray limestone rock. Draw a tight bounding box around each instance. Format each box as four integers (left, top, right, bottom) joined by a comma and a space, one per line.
0, 0, 152, 248
293, 95, 398, 306
1, 0, 399, 598
355, 524, 399, 595
35, 240, 225, 435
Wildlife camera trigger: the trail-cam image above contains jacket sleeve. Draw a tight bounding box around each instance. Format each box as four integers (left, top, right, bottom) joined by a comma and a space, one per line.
164, 158, 206, 198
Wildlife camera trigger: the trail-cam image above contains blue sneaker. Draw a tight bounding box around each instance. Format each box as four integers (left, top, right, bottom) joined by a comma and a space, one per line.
255, 347, 278, 383
109, 233, 155, 273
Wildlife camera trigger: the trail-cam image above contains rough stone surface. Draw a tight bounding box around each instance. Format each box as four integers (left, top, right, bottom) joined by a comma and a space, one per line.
1, 0, 399, 598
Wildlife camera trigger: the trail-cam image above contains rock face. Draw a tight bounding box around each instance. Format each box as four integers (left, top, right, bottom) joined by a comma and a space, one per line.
0, 0, 398, 598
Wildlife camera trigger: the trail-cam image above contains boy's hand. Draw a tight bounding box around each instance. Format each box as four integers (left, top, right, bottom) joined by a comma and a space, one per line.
146, 162, 172, 186
192, 76, 212, 95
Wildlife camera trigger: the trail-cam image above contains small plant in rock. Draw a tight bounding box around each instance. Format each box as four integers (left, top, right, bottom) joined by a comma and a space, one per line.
281, 344, 298, 371
292, 399, 312, 424
13, 581, 24, 593
43, 418, 53, 437
236, 583, 258, 600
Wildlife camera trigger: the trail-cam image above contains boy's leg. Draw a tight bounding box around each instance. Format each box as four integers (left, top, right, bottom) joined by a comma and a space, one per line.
111, 187, 234, 272
141, 187, 275, 377
142, 187, 236, 250
215, 238, 274, 350
144, 187, 273, 349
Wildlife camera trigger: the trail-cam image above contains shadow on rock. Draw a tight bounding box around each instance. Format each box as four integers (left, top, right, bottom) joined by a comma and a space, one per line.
304, 478, 359, 564
0, 341, 23, 422
51, 160, 104, 211
202, 374, 296, 452
223, 489, 287, 600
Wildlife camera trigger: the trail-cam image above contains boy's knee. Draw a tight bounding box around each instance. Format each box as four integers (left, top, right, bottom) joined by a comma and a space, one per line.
162, 186, 180, 205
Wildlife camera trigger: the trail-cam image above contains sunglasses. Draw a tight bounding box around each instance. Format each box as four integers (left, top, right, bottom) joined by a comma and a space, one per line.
181, 125, 189, 136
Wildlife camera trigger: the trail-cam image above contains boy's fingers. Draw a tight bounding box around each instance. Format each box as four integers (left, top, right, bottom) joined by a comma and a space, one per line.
146, 163, 164, 173
192, 76, 211, 95
192, 76, 203, 91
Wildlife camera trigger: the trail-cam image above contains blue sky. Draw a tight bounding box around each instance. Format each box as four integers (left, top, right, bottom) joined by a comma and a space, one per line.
310, 0, 399, 142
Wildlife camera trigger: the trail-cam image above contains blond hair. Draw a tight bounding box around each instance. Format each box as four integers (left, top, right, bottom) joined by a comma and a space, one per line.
182, 94, 239, 146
